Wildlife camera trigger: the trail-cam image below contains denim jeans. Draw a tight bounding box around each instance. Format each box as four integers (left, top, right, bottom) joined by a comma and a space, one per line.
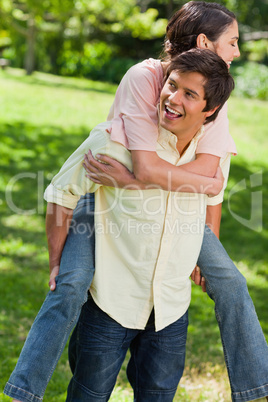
4, 194, 268, 402
66, 296, 188, 401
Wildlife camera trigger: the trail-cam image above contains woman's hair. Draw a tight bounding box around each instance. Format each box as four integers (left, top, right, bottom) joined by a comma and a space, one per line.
164, 1, 237, 58
165, 48, 235, 124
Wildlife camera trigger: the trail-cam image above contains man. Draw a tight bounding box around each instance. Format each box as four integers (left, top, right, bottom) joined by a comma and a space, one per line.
43, 49, 234, 401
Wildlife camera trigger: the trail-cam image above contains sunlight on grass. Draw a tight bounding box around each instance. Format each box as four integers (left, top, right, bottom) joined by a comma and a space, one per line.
228, 97, 268, 162
0, 68, 116, 130
2, 215, 45, 232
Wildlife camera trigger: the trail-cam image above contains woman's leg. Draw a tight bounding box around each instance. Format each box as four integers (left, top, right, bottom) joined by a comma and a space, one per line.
4, 194, 96, 402
197, 226, 268, 402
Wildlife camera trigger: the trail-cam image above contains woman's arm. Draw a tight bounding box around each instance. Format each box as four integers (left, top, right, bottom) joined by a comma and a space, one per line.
131, 150, 220, 183
84, 150, 223, 196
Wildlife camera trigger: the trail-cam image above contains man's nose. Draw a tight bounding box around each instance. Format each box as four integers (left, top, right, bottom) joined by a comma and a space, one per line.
169, 90, 183, 104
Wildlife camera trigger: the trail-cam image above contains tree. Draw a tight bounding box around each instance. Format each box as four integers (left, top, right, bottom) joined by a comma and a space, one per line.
0, 0, 75, 74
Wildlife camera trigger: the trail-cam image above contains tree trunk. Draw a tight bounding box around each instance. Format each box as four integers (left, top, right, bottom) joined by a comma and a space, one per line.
24, 16, 36, 75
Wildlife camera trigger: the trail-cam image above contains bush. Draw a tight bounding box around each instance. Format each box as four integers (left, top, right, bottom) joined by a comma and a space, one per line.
58, 41, 137, 83
241, 39, 268, 63
231, 62, 268, 100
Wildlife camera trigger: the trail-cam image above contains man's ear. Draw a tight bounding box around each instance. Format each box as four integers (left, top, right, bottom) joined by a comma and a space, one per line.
196, 33, 211, 50
205, 106, 220, 120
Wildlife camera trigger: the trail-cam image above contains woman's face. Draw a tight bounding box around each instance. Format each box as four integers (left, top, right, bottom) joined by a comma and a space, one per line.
208, 20, 240, 68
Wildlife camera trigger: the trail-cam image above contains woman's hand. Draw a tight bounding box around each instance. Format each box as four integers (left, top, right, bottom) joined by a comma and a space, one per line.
83, 150, 139, 189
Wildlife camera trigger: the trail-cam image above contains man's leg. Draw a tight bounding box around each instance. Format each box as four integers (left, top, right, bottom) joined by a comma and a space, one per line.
197, 226, 268, 402
4, 194, 96, 402
127, 310, 188, 402
66, 296, 138, 402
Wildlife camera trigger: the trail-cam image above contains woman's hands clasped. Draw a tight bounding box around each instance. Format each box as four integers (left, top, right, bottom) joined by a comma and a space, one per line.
83, 150, 143, 189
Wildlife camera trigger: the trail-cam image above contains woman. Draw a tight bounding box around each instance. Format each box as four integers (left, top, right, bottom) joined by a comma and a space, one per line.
5, 2, 268, 402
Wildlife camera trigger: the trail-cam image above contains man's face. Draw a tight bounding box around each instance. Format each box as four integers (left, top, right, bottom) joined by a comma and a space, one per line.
159, 70, 214, 140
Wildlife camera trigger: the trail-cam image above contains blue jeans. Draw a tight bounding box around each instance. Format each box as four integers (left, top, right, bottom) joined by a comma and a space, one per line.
66, 296, 188, 401
4, 194, 268, 402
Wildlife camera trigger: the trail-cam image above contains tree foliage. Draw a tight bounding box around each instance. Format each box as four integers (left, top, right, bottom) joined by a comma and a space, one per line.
0, 0, 267, 80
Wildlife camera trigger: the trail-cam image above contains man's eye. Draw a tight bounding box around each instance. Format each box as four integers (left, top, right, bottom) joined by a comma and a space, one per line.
186, 92, 194, 98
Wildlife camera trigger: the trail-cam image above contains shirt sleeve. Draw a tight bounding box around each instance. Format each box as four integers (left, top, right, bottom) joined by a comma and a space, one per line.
196, 103, 237, 157
44, 124, 110, 209
107, 60, 162, 151
206, 153, 231, 206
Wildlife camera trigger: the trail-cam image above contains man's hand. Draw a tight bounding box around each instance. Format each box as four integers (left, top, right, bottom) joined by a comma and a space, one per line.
191, 266, 206, 292
49, 265, 60, 291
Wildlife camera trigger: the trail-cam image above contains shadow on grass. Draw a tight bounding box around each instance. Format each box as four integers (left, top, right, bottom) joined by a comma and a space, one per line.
0, 121, 92, 213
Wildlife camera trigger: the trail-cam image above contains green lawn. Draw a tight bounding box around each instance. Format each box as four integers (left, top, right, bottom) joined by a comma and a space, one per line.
0, 68, 267, 402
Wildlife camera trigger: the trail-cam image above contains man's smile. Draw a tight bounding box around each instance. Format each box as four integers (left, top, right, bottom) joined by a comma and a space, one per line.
165, 104, 183, 119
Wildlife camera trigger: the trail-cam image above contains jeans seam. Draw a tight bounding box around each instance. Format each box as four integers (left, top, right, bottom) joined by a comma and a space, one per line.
232, 383, 268, 402
133, 342, 139, 398
139, 387, 178, 395
72, 376, 112, 399
4, 382, 43, 402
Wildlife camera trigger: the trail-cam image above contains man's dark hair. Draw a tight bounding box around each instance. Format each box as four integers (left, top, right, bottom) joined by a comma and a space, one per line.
165, 48, 235, 124
164, 1, 237, 58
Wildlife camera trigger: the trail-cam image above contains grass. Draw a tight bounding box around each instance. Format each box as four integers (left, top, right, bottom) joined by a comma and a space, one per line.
0, 67, 267, 402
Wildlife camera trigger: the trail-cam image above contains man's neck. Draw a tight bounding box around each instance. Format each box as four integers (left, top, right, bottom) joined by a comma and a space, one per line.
176, 140, 191, 156
175, 128, 200, 156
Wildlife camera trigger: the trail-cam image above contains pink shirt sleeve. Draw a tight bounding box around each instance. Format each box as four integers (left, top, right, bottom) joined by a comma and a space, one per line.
107, 59, 163, 151
107, 59, 237, 157
196, 102, 237, 156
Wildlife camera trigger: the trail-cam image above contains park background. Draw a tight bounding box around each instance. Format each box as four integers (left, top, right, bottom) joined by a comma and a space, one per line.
0, 0, 268, 400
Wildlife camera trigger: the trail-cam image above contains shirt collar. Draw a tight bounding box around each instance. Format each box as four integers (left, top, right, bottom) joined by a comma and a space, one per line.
157, 124, 205, 151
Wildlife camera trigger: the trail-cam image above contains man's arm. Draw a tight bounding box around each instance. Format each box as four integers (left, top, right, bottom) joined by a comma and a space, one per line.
206, 203, 222, 239
44, 127, 116, 288
46, 202, 73, 290
190, 204, 222, 292
191, 151, 230, 291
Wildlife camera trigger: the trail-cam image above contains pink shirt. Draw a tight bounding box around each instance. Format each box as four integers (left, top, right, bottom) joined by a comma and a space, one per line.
107, 58, 237, 157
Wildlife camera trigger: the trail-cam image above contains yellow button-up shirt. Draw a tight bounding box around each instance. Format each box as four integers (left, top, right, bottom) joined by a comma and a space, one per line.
44, 121, 230, 331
